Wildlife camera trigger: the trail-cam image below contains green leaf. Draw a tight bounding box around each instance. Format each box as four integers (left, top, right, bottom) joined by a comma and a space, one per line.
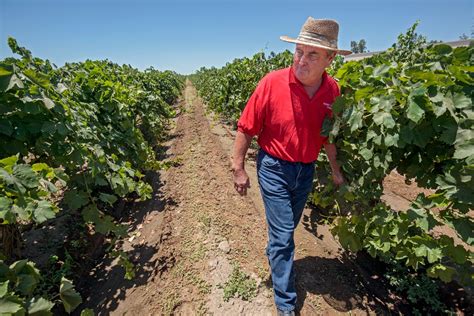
384, 133, 399, 147
411, 130, 430, 149
373, 111, 395, 128
41, 96, 55, 110
453, 139, 474, 159
23, 69, 51, 89
448, 65, 474, 85
399, 125, 413, 144
355, 87, 374, 102
0, 64, 24, 92
432, 44, 452, 55
82, 205, 122, 235
406, 98, 425, 123
378, 95, 395, 111
27, 297, 54, 315
99, 193, 117, 206
95, 215, 120, 235
426, 246, 443, 264
0, 155, 18, 169
63, 190, 89, 211
444, 242, 468, 265
359, 147, 373, 160
333, 219, 362, 253
452, 93, 471, 109
405, 253, 424, 270
80, 308, 95, 316
453, 144, 474, 160
348, 108, 363, 132
455, 128, 474, 145
320, 116, 333, 137
0, 281, 8, 298
0, 168, 25, 194
451, 217, 474, 245
410, 85, 427, 97
395, 249, 409, 260
12, 205, 29, 222
0, 296, 24, 314
0, 197, 14, 224
0, 63, 13, 76
17, 275, 38, 298
31, 163, 50, 173
372, 64, 391, 77
453, 46, 470, 61
40, 179, 58, 193
427, 264, 455, 283
331, 96, 346, 115
10, 260, 40, 296
93, 175, 108, 186
439, 123, 457, 144
32, 200, 57, 224
0, 119, 13, 136
60, 277, 82, 313
13, 164, 39, 189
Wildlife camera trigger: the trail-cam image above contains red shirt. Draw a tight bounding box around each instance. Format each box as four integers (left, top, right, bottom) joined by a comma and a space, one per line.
237, 67, 339, 163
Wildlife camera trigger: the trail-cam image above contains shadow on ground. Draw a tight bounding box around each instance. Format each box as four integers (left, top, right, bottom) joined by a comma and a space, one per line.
296, 207, 410, 315
294, 255, 402, 315
73, 167, 177, 315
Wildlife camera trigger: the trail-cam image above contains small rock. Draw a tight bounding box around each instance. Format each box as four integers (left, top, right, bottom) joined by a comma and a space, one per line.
239, 305, 244, 313
218, 240, 231, 254
209, 258, 219, 270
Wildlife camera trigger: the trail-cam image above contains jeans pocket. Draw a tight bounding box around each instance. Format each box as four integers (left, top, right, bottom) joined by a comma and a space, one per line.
261, 152, 280, 168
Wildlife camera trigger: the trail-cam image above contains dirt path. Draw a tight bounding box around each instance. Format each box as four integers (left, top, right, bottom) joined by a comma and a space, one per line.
81, 81, 400, 315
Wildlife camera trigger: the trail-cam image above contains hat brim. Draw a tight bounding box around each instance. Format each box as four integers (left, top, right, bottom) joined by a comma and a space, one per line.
280, 35, 352, 56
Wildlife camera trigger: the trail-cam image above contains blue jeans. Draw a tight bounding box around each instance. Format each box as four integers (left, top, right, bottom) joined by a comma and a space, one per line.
256, 149, 315, 311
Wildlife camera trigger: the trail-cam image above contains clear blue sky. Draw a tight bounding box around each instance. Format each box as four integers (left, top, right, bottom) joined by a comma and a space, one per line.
0, 0, 472, 74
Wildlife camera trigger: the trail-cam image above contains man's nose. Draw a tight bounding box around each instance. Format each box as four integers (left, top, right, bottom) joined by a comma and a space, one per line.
298, 54, 308, 64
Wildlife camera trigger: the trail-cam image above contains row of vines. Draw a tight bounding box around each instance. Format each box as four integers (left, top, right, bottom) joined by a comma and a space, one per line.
192, 24, 473, 314
0, 38, 184, 314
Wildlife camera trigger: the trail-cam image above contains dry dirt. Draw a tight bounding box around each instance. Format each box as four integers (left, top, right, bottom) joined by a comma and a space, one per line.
77, 81, 466, 315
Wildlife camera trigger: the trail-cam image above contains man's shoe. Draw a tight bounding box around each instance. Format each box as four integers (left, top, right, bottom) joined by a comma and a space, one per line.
277, 309, 295, 316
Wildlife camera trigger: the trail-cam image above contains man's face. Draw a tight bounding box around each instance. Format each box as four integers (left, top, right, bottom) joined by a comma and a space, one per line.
292, 44, 335, 85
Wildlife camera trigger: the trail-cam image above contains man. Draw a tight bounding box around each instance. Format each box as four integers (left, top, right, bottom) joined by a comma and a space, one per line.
231, 17, 352, 315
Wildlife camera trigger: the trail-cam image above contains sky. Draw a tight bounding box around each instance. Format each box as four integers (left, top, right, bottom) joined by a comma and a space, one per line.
0, 0, 472, 75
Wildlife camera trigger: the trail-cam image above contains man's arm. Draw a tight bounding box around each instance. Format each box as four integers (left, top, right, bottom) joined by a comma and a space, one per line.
323, 142, 345, 186
232, 131, 253, 196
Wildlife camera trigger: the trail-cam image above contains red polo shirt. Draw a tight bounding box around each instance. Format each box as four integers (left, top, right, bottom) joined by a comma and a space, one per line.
237, 67, 339, 163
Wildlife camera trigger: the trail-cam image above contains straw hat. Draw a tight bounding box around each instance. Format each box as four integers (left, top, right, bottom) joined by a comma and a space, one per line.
280, 17, 352, 55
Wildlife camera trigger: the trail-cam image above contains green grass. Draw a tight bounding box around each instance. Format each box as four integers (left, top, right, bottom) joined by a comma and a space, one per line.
220, 263, 257, 302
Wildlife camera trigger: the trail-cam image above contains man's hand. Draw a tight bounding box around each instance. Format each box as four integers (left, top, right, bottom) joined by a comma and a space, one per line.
233, 168, 250, 196
323, 142, 345, 187
232, 131, 253, 196
331, 168, 345, 186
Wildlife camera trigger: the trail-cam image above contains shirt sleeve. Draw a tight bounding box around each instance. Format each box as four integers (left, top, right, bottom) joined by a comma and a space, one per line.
236, 76, 268, 137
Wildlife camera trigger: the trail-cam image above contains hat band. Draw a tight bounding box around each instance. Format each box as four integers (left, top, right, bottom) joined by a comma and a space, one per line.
297, 31, 337, 48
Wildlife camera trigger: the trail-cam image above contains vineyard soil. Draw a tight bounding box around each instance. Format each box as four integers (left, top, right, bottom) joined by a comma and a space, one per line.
77, 81, 466, 315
